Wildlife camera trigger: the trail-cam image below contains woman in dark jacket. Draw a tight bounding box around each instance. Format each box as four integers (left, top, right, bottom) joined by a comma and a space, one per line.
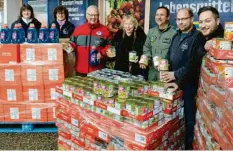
108, 15, 147, 76
11, 4, 41, 36
50, 6, 75, 38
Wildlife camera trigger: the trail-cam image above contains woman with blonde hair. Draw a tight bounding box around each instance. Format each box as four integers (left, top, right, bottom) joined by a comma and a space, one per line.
107, 15, 146, 76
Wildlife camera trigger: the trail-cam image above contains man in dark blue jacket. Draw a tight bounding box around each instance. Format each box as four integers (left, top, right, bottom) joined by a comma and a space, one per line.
160, 8, 206, 149
163, 6, 224, 149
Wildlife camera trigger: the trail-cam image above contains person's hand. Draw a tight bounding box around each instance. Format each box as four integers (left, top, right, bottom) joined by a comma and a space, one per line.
160, 71, 175, 83
97, 52, 102, 59
204, 40, 213, 51
164, 82, 179, 92
140, 63, 146, 69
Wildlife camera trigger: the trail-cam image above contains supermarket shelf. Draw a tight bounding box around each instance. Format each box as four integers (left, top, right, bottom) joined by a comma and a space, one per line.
0, 122, 57, 133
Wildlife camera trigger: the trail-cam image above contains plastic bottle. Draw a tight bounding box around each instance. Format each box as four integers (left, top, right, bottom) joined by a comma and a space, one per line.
38, 24, 49, 43
0, 24, 11, 44
49, 23, 59, 43
27, 23, 38, 43
18, 23, 25, 43
11, 24, 20, 44
89, 46, 100, 67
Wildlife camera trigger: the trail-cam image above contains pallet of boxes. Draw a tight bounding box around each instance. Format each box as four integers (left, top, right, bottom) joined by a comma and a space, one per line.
193, 22, 233, 150
55, 69, 185, 150
0, 43, 63, 131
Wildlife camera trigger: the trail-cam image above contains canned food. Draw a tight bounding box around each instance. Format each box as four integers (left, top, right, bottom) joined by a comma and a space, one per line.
224, 22, 233, 41
213, 38, 232, 50
129, 51, 137, 62
115, 98, 126, 110
153, 56, 161, 66
118, 82, 130, 99
159, 64, 169, 71
107, 47, 116, 57
139, 54, 148, 66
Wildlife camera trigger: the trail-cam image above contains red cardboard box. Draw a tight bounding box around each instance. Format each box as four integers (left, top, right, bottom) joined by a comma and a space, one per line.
43, 65, 64, 84
0, 85, 23, 102
21, 65, 43, 85
0, 104, 4, 122
44, 83, 62, 102
25, 104, 48, 122
3, 104, 26, 122
41, 44, 63, 64
22, 85, 45, 102
20, 44, 42, 62
0, 65, 21, 85
0, 44, 20, 64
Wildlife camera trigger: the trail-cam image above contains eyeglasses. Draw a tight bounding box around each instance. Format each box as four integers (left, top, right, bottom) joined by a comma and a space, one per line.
87, 13, 99, 17
176, 16, 192, 22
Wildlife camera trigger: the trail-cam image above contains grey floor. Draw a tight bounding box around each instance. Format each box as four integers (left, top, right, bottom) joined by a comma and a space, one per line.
0, 133, 58, 150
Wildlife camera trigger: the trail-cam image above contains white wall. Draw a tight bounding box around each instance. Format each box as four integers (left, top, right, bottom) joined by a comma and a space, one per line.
4, 0, 22, 25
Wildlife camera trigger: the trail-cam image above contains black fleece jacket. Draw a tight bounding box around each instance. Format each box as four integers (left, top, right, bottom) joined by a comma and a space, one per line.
176, 24, 224, 88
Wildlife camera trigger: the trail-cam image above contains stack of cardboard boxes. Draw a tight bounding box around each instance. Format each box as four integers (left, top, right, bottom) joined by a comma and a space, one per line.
0, 43, 64, 123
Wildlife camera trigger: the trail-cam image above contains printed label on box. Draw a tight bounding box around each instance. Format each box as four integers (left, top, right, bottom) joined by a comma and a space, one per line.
32, 108, 41, 119
71, 118, 79, 126
5, 69, 14, 81
10, 108, 19, 119
98, 131, 107, 141
53, 107, 56, 118
27, 69, 36, 81
29, 89, 38, 101
49, 69, 58, 81
26, 48, 35, 61
50, 88, 58, 100
135, 133, 146, 144
48, 48, 57, 61
7, 89, 16, 101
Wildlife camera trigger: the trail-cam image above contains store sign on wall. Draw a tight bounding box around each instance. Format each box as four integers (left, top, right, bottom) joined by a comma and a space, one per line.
150, 0, 233, 28
60, 0, 86, 26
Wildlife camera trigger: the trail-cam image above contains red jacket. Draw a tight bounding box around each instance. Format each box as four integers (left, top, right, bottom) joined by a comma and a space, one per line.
70, 22, 111, 74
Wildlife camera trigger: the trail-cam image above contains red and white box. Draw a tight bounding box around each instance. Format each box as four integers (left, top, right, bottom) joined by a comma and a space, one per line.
22, 85, 45, 102
44, 83, 62, 102
25, 103, 48, 122
20, 44, 42, 62
41, 44, 63, 64
0, 85, 23, 102
0, 44, 20, 64
0, 104, 4, 122
3, 104, 26, 122
43, 64, 64, 84
21, 65, 43, 85
0, 65, 21, 85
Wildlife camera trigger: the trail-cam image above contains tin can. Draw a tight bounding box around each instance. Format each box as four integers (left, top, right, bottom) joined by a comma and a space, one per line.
129, 51, 137, 62
153, 56, 161, 66
139, 54, 148, 66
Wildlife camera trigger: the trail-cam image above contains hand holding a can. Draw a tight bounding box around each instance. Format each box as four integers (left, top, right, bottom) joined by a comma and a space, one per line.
160, 71, 175, 83
106, 47, 116, 58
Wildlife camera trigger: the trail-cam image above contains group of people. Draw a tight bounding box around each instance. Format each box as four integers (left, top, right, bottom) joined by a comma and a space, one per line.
14, 3, 224, 150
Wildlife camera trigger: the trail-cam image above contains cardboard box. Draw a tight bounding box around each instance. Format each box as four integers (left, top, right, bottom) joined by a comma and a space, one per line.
0, 104, 4, 122
210, 47, 233, 60
41, 44, 63, 64
224, 22, 233, 41
3, 104, 26, 122
0, 85, 23, 102
0, 44, 20, 64
21, 65, 43, 85
20, 44, 42, 62
47, 103, 56, 122
43, 64, 64, 84
25, 104, 48, 122
0, 65, 21, 85
22, 85, 45, 102
44, 83, 62, 102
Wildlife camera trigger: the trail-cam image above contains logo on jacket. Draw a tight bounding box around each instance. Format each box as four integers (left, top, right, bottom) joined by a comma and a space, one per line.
96, 31, 102, 36
151, 36, 157, 42
181, 42, 188, 51
63, 29, 68, 34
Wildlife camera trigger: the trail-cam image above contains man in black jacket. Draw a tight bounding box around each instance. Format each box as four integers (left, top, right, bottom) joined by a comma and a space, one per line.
165, 6, 224, 90
160, 8, 205, 149
164, 6, 224, 149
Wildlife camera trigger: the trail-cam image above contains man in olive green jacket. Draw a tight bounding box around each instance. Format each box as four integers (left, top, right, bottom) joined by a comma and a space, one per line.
140, 6, 176, 81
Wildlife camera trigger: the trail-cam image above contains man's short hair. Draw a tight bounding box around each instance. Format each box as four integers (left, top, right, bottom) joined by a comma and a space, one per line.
156, 6, 170, 17
177, 8, 194, 17
198, 6, 219, 19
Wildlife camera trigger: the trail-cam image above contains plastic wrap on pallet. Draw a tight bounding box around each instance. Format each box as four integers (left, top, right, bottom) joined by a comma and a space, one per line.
0, 43, 64, 123
56, 72, 185, 150
195, 38, 233, 150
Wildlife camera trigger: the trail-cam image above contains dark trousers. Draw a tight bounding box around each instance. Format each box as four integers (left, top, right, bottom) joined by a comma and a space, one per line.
182, 84, 198, 150
76, 72, 87, 77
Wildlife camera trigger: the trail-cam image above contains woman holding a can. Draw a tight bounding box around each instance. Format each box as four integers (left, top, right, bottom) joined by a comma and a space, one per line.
107, 15, 147, 76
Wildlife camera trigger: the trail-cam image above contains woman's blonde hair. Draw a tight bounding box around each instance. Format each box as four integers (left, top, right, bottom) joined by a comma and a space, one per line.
120, 15, 138, 29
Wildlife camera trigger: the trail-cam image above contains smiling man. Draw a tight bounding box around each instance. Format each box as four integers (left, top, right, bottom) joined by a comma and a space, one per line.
140, 6, 176, 81
70, 5, 112, 76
